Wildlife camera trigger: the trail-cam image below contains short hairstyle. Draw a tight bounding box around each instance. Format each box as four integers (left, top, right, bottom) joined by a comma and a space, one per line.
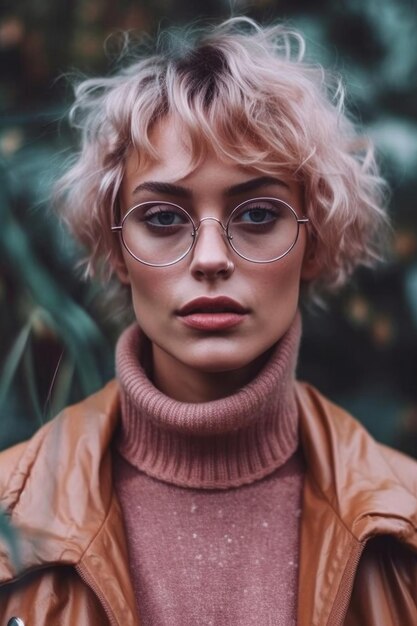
55, 17, 389, 305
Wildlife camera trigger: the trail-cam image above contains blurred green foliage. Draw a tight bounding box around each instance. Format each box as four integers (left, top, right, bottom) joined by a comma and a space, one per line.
0, 509, 20, 568
0, 0, 416, 457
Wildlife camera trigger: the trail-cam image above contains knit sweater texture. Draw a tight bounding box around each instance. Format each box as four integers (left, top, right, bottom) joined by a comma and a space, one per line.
113, 313, 305, 625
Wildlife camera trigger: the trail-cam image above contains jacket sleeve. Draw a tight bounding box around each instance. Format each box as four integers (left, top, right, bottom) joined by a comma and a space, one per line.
344, 535, 417, 626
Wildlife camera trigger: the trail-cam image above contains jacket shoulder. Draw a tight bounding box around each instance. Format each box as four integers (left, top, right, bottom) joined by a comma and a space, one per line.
0, 380, 120, 512
296, 380, 417, 480
0, 440, 32, 495
378, 443, 417, 497
295, 381, 417, 539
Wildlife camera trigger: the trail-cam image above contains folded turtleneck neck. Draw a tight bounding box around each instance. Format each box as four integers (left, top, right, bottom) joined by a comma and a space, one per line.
115, 311, 302, 490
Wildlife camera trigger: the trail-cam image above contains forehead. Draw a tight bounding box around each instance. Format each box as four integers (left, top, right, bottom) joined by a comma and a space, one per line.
123, 115, 300, 191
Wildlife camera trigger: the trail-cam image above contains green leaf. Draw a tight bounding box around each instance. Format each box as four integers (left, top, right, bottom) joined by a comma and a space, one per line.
0, 511, 20, 569
22, 336, 45, 426
0, 320, 33, 410
49, 355, 75, 418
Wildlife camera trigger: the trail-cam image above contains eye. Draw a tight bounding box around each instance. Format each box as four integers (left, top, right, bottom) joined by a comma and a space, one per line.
240, 207, 275, 223
143, 205, 188, 227
233, 200, 284, 226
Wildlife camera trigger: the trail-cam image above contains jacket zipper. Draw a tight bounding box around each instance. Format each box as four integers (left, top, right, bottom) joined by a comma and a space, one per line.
75, 563, 118, 626
326, 541, 366, 626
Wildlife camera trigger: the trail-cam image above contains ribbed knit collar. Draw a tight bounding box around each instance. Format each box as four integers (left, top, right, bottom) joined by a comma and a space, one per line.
115, 312, 302, 489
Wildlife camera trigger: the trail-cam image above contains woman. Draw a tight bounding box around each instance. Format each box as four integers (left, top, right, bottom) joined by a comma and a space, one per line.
0, 18, 416, 626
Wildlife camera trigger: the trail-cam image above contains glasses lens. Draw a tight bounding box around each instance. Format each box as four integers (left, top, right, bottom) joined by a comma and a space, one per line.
228, 198, 299, 262
122, 202, 194, 266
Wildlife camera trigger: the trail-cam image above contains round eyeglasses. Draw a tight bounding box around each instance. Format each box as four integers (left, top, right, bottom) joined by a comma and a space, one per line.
111, 197, 309, 267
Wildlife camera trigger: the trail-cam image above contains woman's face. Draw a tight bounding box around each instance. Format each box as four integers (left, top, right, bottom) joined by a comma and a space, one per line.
118, 117, 312, 400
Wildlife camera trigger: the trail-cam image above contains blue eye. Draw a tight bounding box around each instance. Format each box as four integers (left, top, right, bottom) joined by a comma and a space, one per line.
240, 208, 275, 223
142, 205, 187, 227
235, 202, 282, 225
147, 211, 183, 226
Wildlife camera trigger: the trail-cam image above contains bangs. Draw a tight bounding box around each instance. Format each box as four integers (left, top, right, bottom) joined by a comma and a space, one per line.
129, 44, 308, 179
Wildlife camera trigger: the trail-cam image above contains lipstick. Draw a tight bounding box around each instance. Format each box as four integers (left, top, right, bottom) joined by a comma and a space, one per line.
176, 296, 248, 331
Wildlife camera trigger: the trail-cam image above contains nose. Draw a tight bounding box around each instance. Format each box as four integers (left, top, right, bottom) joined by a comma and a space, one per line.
189, 217, 235, 280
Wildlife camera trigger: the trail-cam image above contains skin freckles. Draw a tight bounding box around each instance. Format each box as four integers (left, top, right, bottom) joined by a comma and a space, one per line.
117, 117, 314, 402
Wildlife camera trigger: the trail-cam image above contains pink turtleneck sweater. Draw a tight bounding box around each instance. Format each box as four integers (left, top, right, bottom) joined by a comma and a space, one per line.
113, 313, 305, 625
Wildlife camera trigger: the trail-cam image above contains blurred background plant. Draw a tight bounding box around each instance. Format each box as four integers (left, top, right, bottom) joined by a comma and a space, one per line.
0, 0, 416, 459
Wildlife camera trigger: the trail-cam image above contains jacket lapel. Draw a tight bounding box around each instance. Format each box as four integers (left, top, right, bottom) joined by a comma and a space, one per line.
77, 495, 141, 626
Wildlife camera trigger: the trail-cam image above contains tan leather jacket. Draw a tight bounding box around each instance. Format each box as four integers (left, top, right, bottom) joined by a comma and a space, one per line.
0, 381, 416, 626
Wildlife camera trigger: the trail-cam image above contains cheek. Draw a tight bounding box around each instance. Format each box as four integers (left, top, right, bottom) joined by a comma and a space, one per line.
251, 252, 304, 308
124, 258, 174, 322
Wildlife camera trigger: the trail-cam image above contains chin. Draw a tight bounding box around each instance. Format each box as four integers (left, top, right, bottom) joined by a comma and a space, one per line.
182, 344, 271, 375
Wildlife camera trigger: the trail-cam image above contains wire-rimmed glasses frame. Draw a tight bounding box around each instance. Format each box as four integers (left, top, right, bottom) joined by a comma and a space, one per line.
111, 196, 309, 267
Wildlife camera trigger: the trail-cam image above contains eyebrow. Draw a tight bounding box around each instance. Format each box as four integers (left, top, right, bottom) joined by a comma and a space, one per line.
132, 176, 289, 199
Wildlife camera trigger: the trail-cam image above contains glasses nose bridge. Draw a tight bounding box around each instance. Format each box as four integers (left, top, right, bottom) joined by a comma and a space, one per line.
191, 215, 232, 260
195, 215, 227, 233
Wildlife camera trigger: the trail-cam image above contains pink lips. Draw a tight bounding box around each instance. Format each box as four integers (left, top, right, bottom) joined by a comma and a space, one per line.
176, 296, 249, 331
